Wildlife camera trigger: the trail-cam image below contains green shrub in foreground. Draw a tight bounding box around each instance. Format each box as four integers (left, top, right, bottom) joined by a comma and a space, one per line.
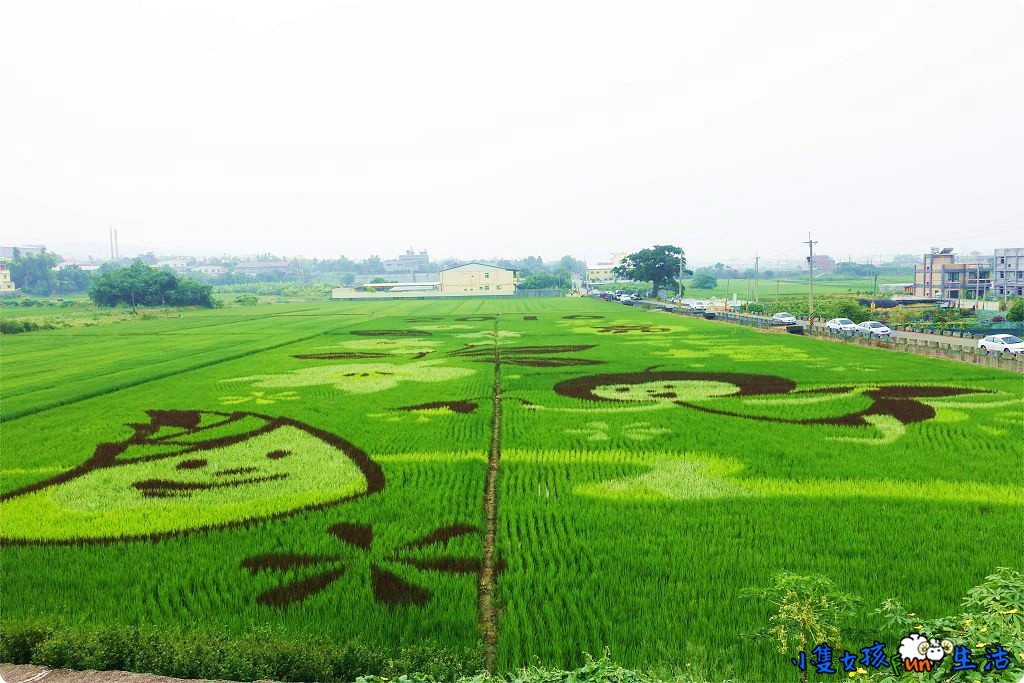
0, 622, 481, 682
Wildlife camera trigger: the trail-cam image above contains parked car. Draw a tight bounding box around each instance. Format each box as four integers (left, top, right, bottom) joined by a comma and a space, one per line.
688, 301, 706, 312
856, 321, 891, 337
977, 334, 1024, 354
825, 317, 859, 333
771, 312, 797, 325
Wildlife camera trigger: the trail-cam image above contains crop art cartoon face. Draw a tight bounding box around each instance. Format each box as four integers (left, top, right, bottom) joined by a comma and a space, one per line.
0, 410, 383, 544
553, 371, 989, 427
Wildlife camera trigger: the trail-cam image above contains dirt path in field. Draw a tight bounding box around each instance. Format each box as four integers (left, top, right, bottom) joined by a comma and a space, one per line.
0, 664, 247, 683
477, 318, 503, 674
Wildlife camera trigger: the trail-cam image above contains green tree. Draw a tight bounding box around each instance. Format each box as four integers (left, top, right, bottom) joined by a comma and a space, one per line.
558, 255, 586, 275
363, 255, 384, 274
519, 271, 570, 290
7, 249, 60, 295
1007, 298, 1024, 322
691, 273, 717, 289
744, 572, 859, 683
54, 265, 93, 294
612, 245, 688, 293
89, 259, 214, 310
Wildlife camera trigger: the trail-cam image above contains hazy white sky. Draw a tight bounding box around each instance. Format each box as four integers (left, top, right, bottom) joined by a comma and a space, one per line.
1, 1, 1021, 265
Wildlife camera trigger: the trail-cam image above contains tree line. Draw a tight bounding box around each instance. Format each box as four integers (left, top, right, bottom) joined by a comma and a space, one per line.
4, 249, 91, 296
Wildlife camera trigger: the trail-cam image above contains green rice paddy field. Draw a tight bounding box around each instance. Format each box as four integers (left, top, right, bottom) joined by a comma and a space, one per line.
1, 298, 1021, 680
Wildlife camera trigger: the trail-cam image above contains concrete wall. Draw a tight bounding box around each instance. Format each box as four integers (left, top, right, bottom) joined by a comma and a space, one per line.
331, 288, 511, 300
836, 334, 1024, 372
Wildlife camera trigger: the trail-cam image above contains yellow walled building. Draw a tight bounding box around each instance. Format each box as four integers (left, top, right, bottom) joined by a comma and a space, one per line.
0, 263, 15, 294
587, 251, 627, 283
439, 262, 515, 295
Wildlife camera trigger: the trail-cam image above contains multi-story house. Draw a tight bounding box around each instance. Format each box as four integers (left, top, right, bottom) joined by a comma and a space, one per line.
913, 248, 991, 299
992, 248, 1024, 298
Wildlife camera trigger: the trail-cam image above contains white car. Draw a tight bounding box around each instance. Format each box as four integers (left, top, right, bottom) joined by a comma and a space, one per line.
771, 312, 797, 325
825, 318, 859, 333
977, 334, 1024, 354
688, 301, 706, 312
856, 321, 891, 337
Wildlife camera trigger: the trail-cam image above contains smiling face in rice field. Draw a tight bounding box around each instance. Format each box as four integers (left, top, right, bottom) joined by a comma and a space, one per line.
591, 379, 741, 403
0, 410, 383, 544
554, 371, 988, 427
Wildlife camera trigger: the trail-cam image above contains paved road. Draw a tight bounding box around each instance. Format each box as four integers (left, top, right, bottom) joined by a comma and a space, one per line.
0, 665, 238, 683
0, 667, 243, 683
638, 301, 986, 350
804, 321, 980, 349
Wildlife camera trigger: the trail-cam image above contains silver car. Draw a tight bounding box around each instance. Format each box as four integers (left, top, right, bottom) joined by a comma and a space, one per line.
856, 321, 891, 337
825, 318, 859, 333
771, 312, 797, 325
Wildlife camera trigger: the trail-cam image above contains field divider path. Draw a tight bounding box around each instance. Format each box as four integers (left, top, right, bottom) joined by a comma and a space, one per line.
478, 316, 503, 673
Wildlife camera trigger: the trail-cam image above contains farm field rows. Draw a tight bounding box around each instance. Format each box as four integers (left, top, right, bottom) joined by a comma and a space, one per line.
1, 298, 1021, 681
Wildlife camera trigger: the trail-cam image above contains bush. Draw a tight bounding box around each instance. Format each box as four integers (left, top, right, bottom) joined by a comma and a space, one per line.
1007, 298, 1024, 322
691, 274, 718, 290
0, 319, 47, 334
875, 567, 1024, 683
0, 622, 481, 682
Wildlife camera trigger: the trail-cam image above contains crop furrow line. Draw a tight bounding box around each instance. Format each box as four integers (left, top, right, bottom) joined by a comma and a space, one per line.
1, 331, 329, 423
478, 317, 502, 673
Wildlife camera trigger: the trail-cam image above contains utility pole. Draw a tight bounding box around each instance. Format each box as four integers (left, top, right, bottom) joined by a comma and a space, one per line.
804, 232, 817, 334
678, 248, 684, 299
754, 253, 760, 303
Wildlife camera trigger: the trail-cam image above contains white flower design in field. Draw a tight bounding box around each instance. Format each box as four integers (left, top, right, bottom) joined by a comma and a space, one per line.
410, 324, 476, 331
331, 338, 439, 353
564, 421, 671, 442
218, 390, 300, 406
226, 361, 473, 394
456, 330, 523, 345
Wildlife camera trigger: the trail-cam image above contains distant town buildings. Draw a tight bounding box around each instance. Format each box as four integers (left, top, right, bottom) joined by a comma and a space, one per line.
0, 245, 46, 258
234, 261, 289, 276
55, 259, 101, 272
993, 248, 1024, 298
156, 258, 191, 273
192, 265, 228, 276
812, 254, 834, 273
331, 262, 515, 299
913, 248, 992, 299
383, 249, 433, 275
